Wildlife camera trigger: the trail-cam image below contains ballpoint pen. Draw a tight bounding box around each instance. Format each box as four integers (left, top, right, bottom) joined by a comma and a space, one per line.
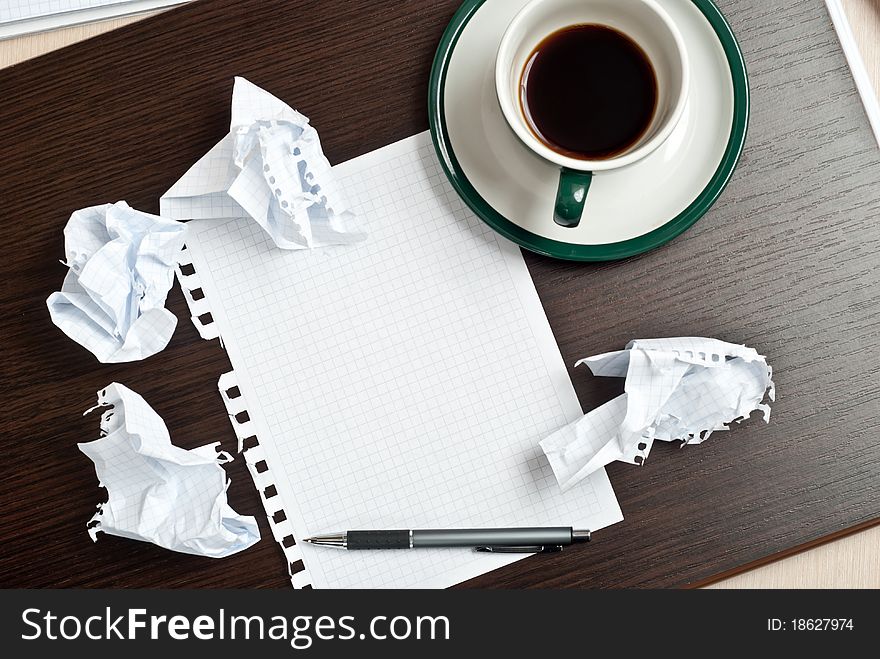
303, 527, 591, 553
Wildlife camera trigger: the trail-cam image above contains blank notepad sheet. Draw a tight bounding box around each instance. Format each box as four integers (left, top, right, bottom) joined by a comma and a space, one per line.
0, 1, 188, 38
185, 132, 622, 588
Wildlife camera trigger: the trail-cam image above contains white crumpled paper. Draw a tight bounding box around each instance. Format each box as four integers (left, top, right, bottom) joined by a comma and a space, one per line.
78, 383, 260, 558
46, 202, 187, 363
161, 77, 366, 250
540, 338, 775, 491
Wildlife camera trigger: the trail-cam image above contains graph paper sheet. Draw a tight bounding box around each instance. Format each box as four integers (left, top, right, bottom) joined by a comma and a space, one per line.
0, 1, 187, 38
179, 132, 622, 589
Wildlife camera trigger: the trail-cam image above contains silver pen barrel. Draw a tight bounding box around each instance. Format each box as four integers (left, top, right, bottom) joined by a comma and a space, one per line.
413, 527, 576, 548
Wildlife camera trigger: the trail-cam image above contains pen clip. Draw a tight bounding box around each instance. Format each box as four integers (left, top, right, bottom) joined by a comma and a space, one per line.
474, 545, 564, 554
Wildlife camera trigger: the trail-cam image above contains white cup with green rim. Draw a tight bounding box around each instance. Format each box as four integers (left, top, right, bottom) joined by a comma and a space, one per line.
495, 0, 690, 228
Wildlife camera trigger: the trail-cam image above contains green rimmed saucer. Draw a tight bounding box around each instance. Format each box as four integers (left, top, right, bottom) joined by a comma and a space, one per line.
428, 0, 749, 261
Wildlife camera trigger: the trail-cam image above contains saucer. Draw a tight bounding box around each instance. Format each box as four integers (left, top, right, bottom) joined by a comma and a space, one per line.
428, 0, 749, 261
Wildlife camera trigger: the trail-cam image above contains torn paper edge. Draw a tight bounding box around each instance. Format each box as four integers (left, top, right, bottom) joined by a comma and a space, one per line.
219, 371, 313, 589
176, 243, 222, 342
81, 384, 240, 549
82, 390, 119, 542
178, 245, 309, 585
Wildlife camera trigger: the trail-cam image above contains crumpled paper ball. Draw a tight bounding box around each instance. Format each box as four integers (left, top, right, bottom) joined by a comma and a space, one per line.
46, 201, 186, 363
540, 338, 775, 490
79, 383, 260, 558
161, 77, 366, 250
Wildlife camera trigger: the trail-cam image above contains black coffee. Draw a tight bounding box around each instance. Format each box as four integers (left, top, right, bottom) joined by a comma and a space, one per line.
520, 24, 658, 160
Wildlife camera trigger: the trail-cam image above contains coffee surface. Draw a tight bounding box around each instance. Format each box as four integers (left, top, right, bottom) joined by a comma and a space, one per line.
521, 24, 658, 160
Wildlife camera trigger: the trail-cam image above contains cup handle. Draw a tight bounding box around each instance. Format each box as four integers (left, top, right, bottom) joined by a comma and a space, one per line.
554, 168, 593, 228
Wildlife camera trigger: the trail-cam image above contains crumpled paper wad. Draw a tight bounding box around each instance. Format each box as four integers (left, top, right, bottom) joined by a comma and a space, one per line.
78, 383, 260, 558
46, 201, 187, 363
160, 76, 366, 250
540, 338, 775, 491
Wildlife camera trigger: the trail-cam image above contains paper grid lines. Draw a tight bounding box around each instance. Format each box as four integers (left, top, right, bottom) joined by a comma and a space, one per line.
0, 0, 189, 37
79, 385, 227, 545
1, 0, 125, 21
184, 132, 622, 588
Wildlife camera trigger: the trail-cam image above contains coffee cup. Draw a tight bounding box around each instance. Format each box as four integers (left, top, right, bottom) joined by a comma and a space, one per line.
495, 0, 690, 227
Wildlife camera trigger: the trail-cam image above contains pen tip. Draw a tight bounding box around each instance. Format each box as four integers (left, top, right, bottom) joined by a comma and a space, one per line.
302, 537, 315, 544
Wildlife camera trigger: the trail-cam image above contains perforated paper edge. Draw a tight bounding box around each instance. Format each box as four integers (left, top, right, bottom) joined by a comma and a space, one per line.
176, 244, 222, 341
176, 245, 312, 589
218, 374, 313, 589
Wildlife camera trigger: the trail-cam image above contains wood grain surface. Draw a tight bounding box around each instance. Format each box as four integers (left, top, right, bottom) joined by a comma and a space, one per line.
0, 0, 878, 589
842, 0, 880, 85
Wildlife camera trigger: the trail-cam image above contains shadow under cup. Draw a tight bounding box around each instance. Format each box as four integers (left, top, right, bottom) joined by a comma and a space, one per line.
496, 0, 689, 228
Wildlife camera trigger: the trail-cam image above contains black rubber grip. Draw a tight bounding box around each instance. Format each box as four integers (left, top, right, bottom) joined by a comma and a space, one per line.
347, 531, 410, 550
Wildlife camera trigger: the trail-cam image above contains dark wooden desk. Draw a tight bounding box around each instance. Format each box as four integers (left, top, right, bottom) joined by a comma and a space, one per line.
1, 0, 878, 588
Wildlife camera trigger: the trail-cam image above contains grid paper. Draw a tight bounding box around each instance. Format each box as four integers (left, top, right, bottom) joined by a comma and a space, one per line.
184, 132, 622, 588
82, 384, 226, 539
0, 0, 188, 38
46, 202, 186, 363
78, 383, 259, 557
542, 338, 774, 491
160, 78, 368, 250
